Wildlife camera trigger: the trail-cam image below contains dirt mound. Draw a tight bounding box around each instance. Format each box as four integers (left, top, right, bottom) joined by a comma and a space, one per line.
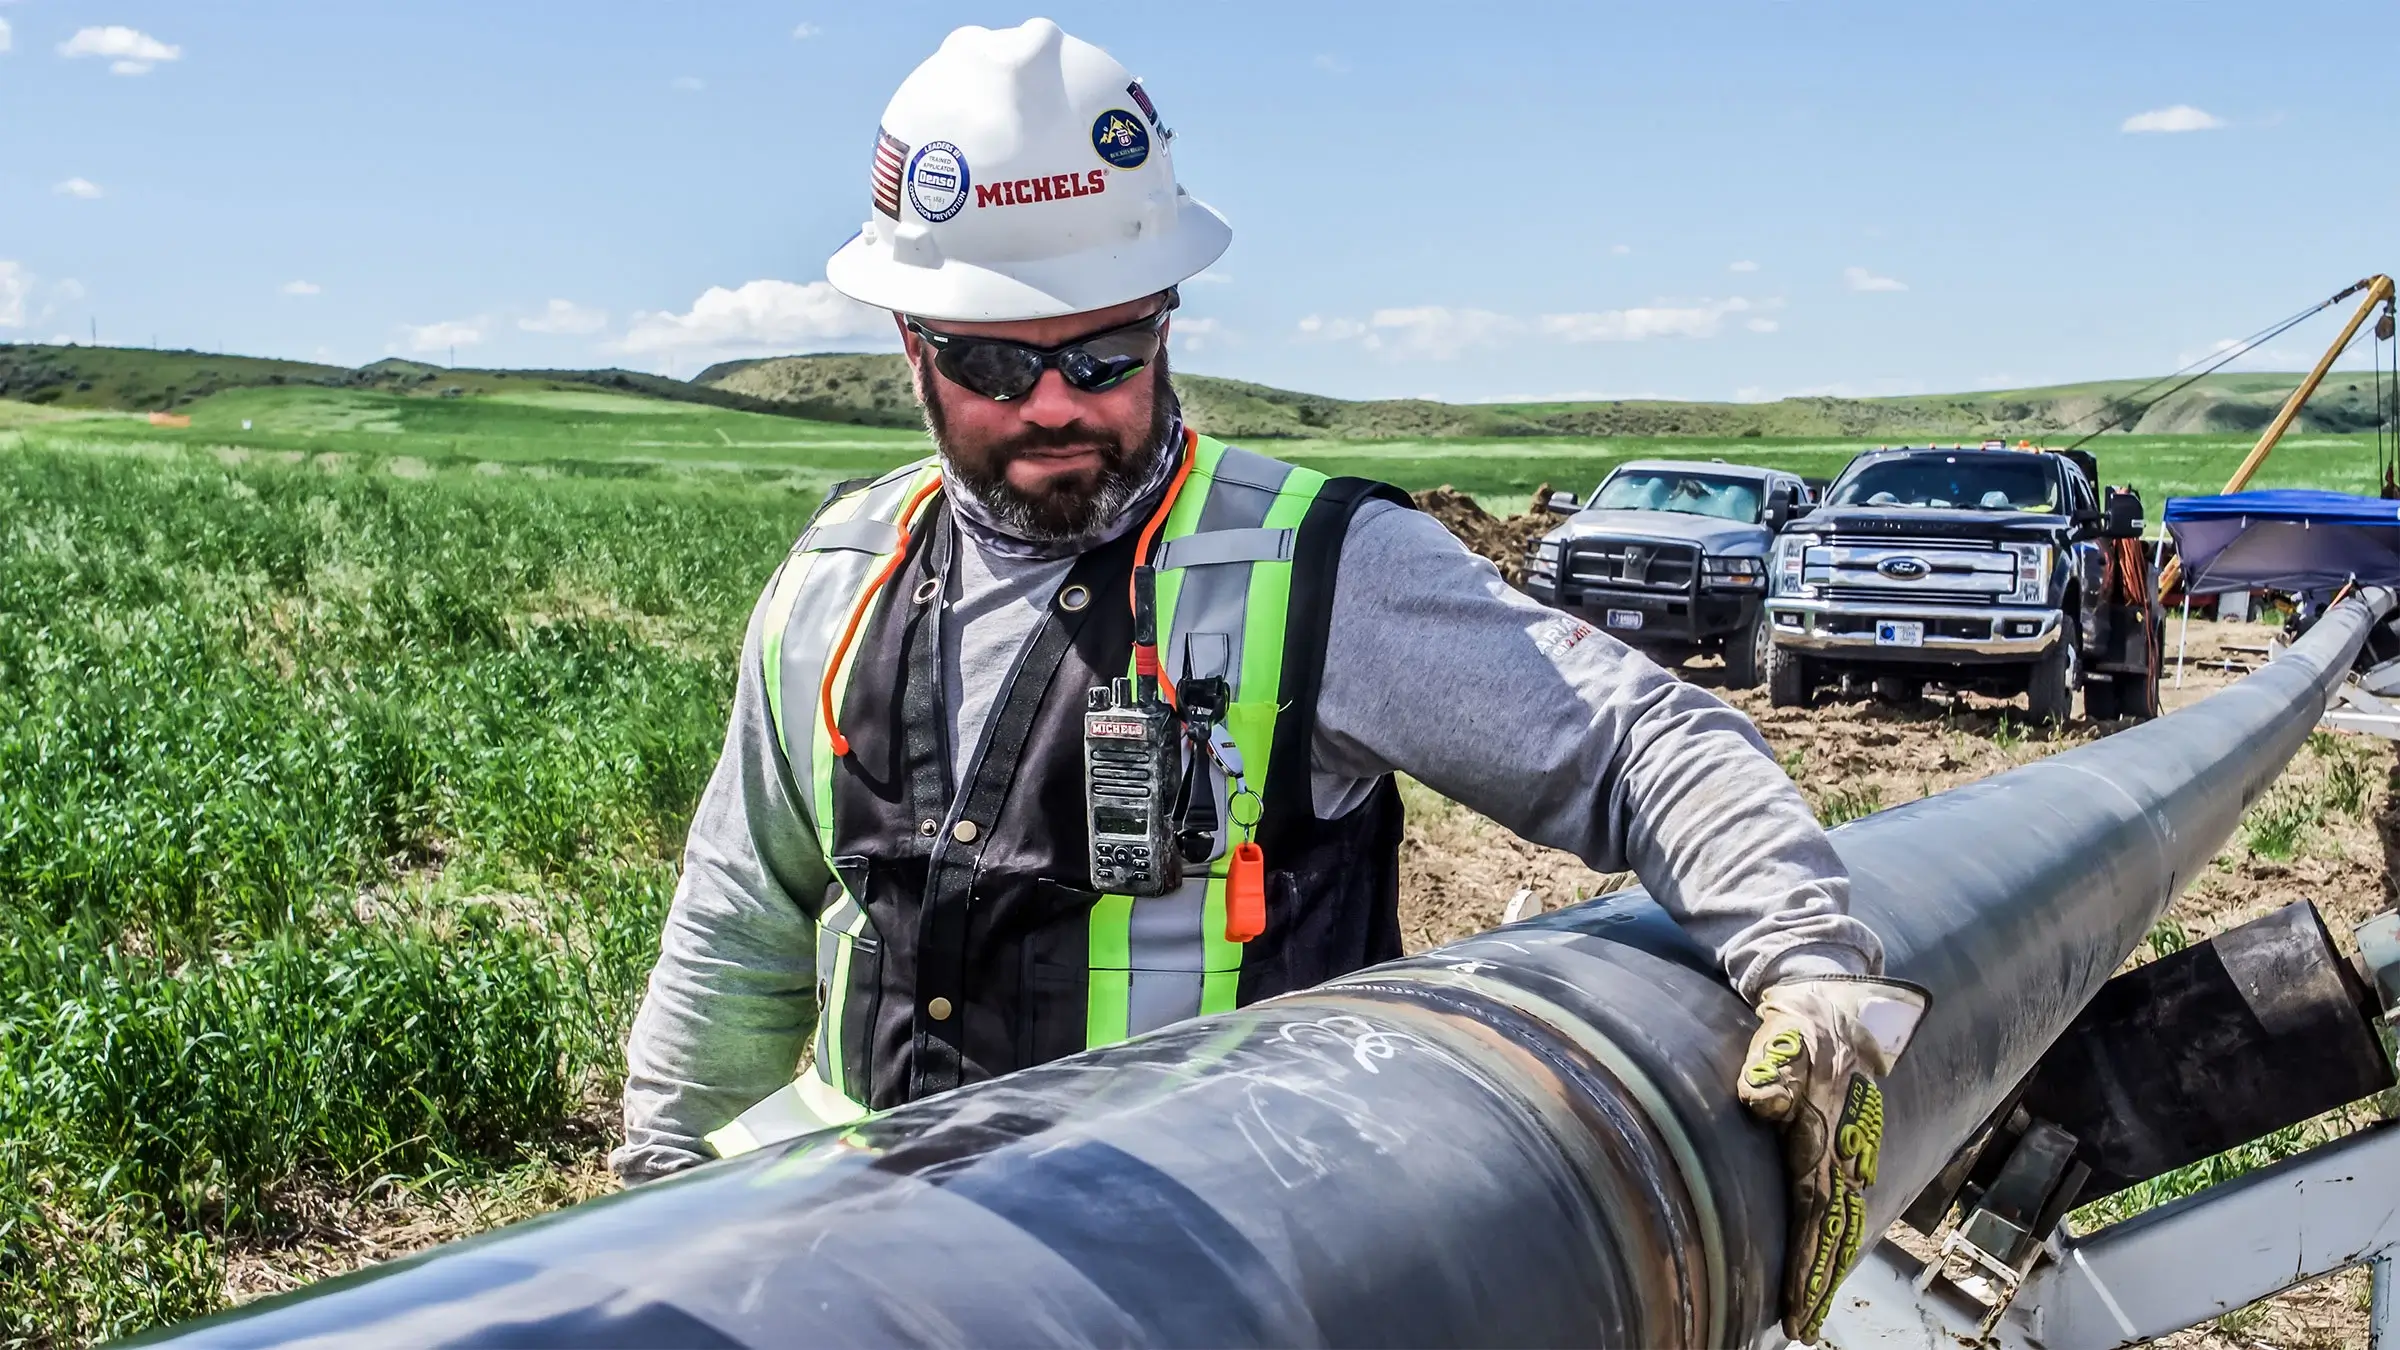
1413, 484, 1556, 584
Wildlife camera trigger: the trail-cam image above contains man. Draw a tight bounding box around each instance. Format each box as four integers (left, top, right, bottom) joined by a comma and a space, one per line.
615, 19, 1924, 1342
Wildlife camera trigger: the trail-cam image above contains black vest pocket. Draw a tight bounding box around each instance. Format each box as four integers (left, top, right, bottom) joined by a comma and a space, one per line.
1020, 879, 1100, 1071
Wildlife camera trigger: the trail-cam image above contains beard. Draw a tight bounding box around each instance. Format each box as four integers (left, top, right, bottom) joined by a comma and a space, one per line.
919, 346, 1180, 546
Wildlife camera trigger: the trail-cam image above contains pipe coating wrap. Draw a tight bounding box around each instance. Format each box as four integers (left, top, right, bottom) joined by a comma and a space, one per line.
142, 590, 2395, 1350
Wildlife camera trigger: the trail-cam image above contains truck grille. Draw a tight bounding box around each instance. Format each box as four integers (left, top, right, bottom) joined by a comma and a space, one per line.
1563, 540, 1698, 594
1805, 537, 2014, 605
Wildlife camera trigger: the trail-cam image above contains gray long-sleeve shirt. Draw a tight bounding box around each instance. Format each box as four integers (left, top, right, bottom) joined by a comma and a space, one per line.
611, 496, 1879, 1185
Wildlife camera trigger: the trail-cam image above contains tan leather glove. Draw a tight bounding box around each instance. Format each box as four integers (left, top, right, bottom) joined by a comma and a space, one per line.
1737, 975, 1930, 1343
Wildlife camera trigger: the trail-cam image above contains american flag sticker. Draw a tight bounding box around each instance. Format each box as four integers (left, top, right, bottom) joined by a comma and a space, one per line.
872, 127, 907, 219
1126, 81, 1172, 141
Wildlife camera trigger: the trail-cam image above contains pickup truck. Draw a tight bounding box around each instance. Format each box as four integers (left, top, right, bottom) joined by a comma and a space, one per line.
1522, 460, 1809, 688
1764, 443, 2160, 722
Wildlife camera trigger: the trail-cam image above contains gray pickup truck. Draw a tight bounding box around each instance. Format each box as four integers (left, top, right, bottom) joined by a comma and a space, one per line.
1522, 460, 1809, 688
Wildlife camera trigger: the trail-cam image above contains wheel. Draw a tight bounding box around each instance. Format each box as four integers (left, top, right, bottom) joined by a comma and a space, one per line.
2026, 612, 2081, 724
1767, 639, 1814, 708
2082, 673, 2121, 721
1724, 608, 1771, 690
1871, 675, 1922, 706
2112, 669, 2160, 722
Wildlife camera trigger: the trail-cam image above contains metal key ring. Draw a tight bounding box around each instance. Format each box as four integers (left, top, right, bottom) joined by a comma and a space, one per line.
1229, 785, 1264, 831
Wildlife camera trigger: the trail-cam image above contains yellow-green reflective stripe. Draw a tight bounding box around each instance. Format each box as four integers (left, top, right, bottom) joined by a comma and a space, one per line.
705, 1118, 761, 1159
1145, 436, 1225, 661
763, 487, 876, 750
1087, 893, 1134, 1046
1199, 873, 1239, 1014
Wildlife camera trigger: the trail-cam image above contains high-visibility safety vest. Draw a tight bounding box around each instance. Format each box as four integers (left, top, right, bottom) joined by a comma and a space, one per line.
707, 434, 1409, 1157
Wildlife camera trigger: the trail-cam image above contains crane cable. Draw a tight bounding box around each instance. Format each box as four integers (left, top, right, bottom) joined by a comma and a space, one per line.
2057, 280, 2380, 453
2378, 297, 2398, 497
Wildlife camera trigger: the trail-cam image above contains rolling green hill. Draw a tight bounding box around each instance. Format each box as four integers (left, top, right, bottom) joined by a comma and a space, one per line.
700, 353, 2395, 441
12, 340, 2389, 445
0, 344, 878, 425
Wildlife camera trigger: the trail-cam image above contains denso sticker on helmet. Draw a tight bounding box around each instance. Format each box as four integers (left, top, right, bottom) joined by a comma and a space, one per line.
1090, 109, 1149, 169
974, 170, 1107, 209
906, 141, 970, 222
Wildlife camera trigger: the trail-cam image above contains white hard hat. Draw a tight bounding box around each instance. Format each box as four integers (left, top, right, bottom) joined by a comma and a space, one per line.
825, 18, 1231, 323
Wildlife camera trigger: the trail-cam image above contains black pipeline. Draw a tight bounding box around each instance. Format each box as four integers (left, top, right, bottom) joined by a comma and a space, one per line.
143, 591, 2396, 1350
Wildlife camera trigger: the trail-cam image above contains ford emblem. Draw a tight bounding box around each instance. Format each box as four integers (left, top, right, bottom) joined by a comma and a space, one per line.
1878, 556, 1930, 580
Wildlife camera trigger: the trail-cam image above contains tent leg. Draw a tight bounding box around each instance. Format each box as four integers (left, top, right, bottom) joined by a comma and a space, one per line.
2176, 595, 2192, 689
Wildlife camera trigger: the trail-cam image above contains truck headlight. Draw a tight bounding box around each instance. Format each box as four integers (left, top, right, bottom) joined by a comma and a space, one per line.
1772, 534, 1813, 596
1703, 556, 1764, 587
2001, 542, 2050, 604
1534, 539, 1561, 562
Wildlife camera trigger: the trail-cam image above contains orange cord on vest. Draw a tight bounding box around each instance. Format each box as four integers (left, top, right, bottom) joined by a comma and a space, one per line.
824, 430, 1197, 758
822, 474, 945, 758
1132, 427, 1200, 708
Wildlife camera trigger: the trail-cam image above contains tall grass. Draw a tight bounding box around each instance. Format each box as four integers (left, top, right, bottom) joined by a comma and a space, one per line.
0, 438, 802, 1342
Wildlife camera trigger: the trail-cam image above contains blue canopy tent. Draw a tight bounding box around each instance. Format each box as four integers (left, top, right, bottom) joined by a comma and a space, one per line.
2164, 489, 2400, 596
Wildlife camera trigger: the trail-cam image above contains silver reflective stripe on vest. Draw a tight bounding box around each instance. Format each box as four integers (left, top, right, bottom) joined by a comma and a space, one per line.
1151, 527, 1294, 572
1124, 445, 1296, 1036
798, 517, 902, 556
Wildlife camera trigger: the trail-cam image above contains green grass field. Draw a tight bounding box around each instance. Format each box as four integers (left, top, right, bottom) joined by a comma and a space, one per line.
0, 418, 814, 1340
15, 379, 2390, 513
0, 375, 2390, 1342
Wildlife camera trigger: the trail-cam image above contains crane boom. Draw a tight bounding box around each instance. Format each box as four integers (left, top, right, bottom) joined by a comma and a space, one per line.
2163, 274, 2396, 594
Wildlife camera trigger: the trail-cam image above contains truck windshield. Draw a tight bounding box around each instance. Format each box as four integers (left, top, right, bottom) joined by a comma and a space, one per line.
1827, 456, 2058, 512
1592, 472, 1762, 522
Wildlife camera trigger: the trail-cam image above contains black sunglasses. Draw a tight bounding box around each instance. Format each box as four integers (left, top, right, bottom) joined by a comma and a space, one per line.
907, 292, 1178, 402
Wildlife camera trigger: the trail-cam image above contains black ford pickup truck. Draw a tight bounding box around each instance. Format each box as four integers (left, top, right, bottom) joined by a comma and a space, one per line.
1763, 443, 2161, 722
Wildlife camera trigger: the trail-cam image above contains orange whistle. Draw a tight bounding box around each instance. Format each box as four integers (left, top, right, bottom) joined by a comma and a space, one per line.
1226, 842, 1266, 943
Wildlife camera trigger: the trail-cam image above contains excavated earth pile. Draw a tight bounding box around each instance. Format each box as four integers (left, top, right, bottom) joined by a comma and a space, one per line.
1411, 485, 1557, 587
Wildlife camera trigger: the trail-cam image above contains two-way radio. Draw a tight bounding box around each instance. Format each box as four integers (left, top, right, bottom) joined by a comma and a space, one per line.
1083, 565, 1183, 897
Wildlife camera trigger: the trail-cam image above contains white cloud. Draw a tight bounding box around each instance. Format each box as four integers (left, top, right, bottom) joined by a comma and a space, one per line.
53, 177, 104, 199
1743, 377, 1931, 401
1313, 53, 1350, 74
1844, 266, 1907, 292
1365, 307, 1517, 359
1173, 316, 1223, 353
59, 25, 181, 74
792, 22, 820, 39
401, 318, 487, 354
1610, 244, 1633, 256
1301, 297, 1774, 359
1296, 314, 1368, 341
0, 261, 30, 328
616, 278, 886, 358
54, 279, 86, 303
281, 280, 321, 296
1541, 298, 1757, 343
1728, 260, 1759, 273
519, 298, 610, 336
2122, 104, 2225, 134
670, 75, 705, 92
0, 18, 13, 55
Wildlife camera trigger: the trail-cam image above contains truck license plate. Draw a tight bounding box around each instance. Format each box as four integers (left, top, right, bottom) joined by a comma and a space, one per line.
1606, 609, 1644, 631
1876, 620, 1925, 648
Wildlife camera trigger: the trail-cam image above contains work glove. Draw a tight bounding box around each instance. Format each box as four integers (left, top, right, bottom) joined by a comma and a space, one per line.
1737, 975, 1931, 1344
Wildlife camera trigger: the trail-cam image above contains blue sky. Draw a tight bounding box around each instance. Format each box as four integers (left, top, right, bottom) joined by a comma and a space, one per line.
5, 2, 2397, 403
